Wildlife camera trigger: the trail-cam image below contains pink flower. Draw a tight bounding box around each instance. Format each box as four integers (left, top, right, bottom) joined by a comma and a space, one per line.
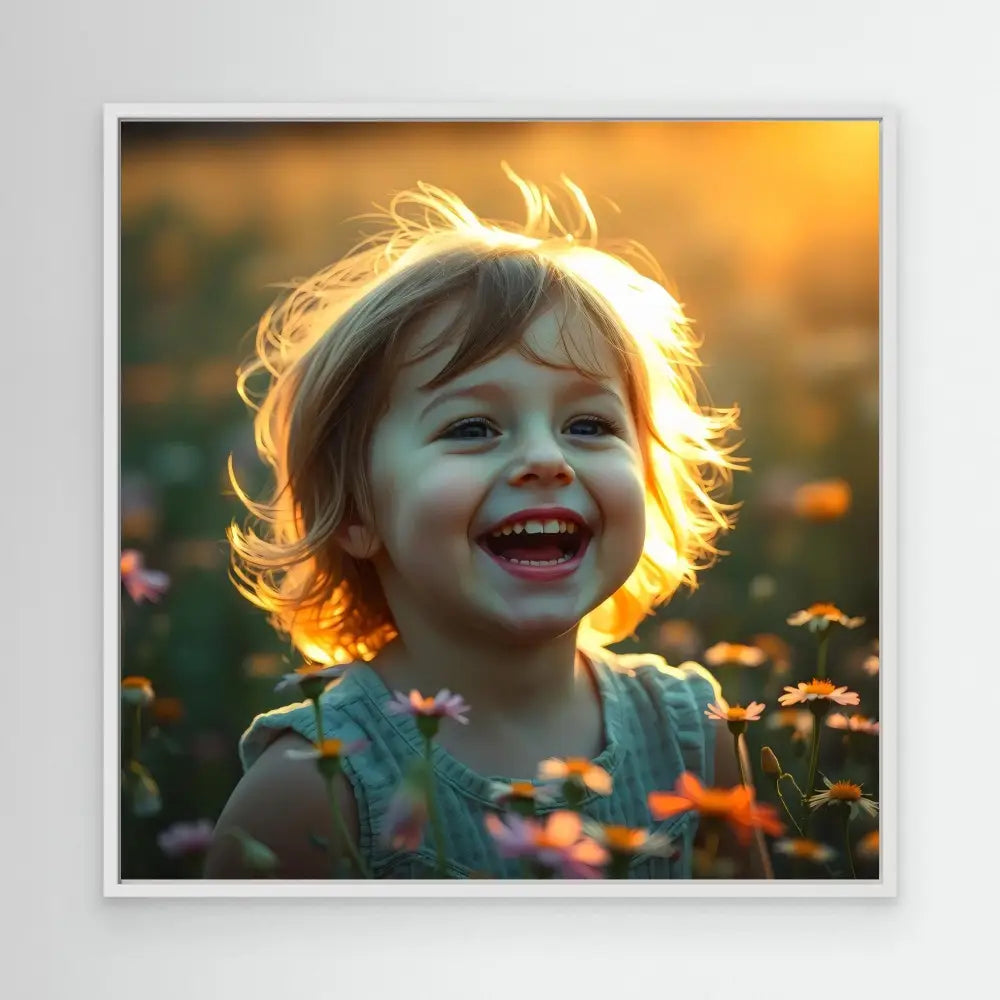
704, 699, 766, 724
778, 678, 860, 708
826, 713, 880, 735
381, 782, 429, 851
485, 810, 609, 878
120, 550, 170, 604
156, 819, 215, 858
386, 689, 470, 725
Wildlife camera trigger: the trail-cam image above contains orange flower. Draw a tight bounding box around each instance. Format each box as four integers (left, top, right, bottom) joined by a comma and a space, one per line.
791, 478, 852, 522
856, 830, 879, 860
779, 678, 860, 708
750, 633, 793, 673
151, 696, 185, 725
787, 603, 865, 633
704, 642, 767, 668
121, 675, 155, 707
826, 713, 880, 735
774, 838, 836, 864
766, 708, 813, 737
537, 757, 613, 796
648, 772, 784, 845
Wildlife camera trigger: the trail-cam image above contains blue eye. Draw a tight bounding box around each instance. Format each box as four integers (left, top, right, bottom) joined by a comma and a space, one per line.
439, 415, 623, 440
441, 417, 498, 440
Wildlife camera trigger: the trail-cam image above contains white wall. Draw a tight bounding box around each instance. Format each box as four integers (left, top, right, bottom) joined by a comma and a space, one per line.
4, 1, 994, 995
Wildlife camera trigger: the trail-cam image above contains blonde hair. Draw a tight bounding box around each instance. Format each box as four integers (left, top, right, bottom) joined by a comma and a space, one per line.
227, 165, 745, 665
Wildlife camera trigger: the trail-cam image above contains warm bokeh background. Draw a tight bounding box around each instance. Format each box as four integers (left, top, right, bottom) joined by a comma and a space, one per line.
119, 120, 880, 878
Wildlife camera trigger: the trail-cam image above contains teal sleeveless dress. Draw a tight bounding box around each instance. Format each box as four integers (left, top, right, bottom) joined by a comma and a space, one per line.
239, 647, 719, 879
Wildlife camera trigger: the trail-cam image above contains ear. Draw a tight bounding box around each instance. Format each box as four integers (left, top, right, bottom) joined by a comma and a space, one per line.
334, 520, 383, 560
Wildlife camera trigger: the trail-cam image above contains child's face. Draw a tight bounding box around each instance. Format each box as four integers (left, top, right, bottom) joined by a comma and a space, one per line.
355, 299, 647, 644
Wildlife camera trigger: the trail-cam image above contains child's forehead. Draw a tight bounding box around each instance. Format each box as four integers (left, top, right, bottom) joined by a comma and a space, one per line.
392, 298, 624, 397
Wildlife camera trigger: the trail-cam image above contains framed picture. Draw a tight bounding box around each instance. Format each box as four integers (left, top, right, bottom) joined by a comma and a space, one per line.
106, 106, 894, 897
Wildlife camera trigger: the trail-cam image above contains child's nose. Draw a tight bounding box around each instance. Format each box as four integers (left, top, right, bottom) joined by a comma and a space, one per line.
507, 433, 575, 486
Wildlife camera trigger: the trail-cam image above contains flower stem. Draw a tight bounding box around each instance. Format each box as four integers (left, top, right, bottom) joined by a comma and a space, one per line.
423, 735, 449, 877
817, 633, 830, 679
774, 775, 804, 836
132, 704, 142, 763
732, 733, 774, 879
732, 732, 748, 786
309, 696, 371, 879
803, 717, 823, 833
843, 809, 856, 878
322, 772, 371, 879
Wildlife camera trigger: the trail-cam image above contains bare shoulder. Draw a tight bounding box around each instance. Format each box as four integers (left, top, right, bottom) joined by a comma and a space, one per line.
202, 731, 360, 879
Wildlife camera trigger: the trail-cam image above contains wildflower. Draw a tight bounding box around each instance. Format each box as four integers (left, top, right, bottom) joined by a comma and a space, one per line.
586, 822, 677, 871
126, 761, 162, 818
750, 632, 793, 673
157, 819, 215, 858
705, 699, 766, 728
863, 653, 880, 676
807, 777, 879, 820
760, 746, 782, 777
381, 780, 430, 852
485, 810, 609, 878
748, 574, 777, 601
386, 689, 470, 739
786, 603, 865, 633
285, 737, 370, 761
656, 618, 702, 661
537, 757, 613, 796
856, 830, 879, 859
826, 713, 880, 735
791, 478, 852, 522
151, 696, 184, 725
778, 678, 860, 710
774, 838, 836, 864
120, 550, 170, 604
704, 642, 767, 668
489, 780, 558, 816
766, 708, 813, 737
274, 663, 347, 698
121, 675, 155, 707
648, 772, 784, 845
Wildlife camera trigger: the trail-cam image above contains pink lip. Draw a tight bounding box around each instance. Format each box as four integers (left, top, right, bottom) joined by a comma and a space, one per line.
477, 533, 591, 582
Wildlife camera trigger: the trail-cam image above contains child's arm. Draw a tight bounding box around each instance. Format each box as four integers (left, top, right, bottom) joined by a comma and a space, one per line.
202, 731, 360, 879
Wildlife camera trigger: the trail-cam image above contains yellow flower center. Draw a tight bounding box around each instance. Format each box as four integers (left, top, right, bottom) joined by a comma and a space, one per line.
315, 739, 345, 758
828, 781, 862, 801
726, 706, 748, 721
122, 676, 152, 689
787, 839, 825, 859
563, 758, 591, 777
603, 826, 646, 852
803, 679, 837, 697
510, 782, 536, 798
807, 603, 843, 618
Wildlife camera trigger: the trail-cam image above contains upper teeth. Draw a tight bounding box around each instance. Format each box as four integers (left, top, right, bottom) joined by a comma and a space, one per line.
490, 518, 578, 537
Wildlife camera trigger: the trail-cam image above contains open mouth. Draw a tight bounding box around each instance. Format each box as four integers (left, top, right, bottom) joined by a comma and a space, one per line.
477, 525, 590, 567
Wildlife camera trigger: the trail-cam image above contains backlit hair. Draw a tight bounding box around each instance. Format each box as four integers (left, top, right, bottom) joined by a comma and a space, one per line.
227, 165, 745, 664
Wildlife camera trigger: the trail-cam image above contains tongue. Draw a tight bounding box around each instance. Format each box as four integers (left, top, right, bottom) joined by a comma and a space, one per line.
498, 543, 563, 562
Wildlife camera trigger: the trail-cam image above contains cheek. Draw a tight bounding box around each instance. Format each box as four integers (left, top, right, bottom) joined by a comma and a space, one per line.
377, 460, 483, 545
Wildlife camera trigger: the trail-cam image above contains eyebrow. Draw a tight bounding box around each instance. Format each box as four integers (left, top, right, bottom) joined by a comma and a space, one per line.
418, 377, 627, 422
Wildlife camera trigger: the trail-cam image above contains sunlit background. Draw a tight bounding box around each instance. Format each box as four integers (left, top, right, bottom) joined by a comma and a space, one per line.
119, 120, 880, 878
